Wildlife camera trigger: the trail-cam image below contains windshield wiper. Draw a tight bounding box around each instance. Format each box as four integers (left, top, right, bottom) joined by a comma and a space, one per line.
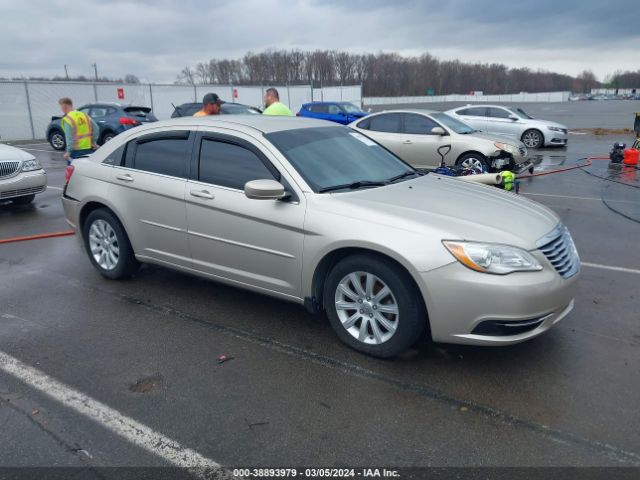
386, 171, 424, 183
318, 180, 388, 193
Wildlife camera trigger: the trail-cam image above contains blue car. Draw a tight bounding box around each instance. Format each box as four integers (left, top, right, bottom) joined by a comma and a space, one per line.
297, 102, 368, 125
46, 103, 158, 151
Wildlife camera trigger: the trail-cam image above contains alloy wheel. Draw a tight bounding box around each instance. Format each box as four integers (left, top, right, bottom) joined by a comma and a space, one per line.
522, 131, 542, 148
51, 133, 65, 149
334, 271, 399, 345
88, 219, 120, 271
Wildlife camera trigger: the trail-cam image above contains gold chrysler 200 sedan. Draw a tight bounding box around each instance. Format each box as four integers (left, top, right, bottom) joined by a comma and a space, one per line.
62, 116, 579, 358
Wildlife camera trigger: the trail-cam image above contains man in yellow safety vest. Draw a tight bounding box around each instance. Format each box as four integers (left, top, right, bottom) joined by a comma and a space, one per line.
58, 97, 99, 165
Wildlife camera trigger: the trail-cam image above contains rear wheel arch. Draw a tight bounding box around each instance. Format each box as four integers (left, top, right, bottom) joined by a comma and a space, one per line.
79, 202, 127, 241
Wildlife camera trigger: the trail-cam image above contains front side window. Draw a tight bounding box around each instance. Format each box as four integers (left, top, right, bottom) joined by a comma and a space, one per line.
131, 135, 189, 177
341, 103, 362, 113
487, 107, 512, 119
198, 139, 274, 190
368, 114, 402, 133
327, 104, 342, 114
403, 114, 439, 135
266, 127, 414, 192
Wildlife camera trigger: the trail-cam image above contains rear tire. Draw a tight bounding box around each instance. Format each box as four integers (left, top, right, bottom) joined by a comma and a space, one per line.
100, 131, 116, 145
323, 254, 427, 358
12, 194, 35, 205
83, 209, 139, 280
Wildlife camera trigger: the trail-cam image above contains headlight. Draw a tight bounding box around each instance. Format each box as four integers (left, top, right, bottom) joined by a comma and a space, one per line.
21, 159, 42, 172
494, 142, 517, 154
443, 240, 543, 275
548, 126, 565, 132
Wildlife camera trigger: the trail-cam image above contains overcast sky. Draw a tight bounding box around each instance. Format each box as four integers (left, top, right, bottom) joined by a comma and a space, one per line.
1, 0, 637, 83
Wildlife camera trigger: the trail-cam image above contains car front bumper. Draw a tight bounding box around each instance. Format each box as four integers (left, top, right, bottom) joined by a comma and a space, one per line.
418, 258, 578, 345
0, 169, 47, 200
544, 129, 568, 146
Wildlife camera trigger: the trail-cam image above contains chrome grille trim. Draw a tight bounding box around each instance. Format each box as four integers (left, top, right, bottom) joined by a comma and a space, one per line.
0, 161, 21, 179
537, 224, 580, 279
0, 185, 45, 199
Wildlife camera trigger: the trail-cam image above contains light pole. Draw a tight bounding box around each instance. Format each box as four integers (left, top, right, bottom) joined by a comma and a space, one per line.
92, 63, 98, 81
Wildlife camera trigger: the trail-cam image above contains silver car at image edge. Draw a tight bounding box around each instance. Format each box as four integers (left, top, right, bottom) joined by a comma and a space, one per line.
446, 104, 569, 148
61, 116, 579, 358
0, 143, 47, 204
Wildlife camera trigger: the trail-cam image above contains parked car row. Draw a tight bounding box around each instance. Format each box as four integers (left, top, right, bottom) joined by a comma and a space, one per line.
61, 115, 579, 358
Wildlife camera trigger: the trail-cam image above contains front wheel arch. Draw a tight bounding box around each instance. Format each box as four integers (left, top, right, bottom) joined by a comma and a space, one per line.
309, 248, 429, 329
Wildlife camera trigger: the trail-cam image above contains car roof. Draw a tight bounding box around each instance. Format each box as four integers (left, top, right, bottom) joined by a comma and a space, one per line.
369, 109, 439, 115
136, 115, 335, 134
455, 104, 514, 109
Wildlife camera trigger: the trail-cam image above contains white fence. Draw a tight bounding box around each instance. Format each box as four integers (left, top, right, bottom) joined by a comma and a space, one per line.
364, 91, 571, 106
0, 81, 362, 141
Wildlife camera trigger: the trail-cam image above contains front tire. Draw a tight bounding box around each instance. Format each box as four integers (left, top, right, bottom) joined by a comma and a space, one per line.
49, 130, 66, 151
323, 254, 427, 358
83, 209, 139, 280
456, 153, 488, 173
521, 129, 544, 149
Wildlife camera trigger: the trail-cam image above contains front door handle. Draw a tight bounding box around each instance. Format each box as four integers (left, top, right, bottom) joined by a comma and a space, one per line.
403, 140, 412, 144
116, 174, 134, 182
190, 189, 214, 200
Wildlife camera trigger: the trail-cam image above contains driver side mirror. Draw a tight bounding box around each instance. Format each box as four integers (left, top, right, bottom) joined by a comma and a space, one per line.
244, 179, 287, 200
431, 127, 446, 135
509, 115, 518, 121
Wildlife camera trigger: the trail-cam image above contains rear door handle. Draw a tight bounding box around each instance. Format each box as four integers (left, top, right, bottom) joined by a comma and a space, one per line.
190, 189, 214, 200
116, 174, 134, 182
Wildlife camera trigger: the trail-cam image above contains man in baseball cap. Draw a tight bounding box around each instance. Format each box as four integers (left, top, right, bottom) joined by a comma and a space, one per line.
193, 93, 223, 117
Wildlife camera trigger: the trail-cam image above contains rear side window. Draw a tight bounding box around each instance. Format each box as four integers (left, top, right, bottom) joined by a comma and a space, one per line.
130, 135, 190, 178
459, 107, 487, 116
309, 104, 328, 113
403, 114, 439, 134
198, 139, 274, 190
103, 144, 126, 165
356, 118, 371, 130
368, 114, 402, 133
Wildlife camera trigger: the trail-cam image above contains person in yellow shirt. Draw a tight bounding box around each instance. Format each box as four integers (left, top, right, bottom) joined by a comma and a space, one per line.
193, 93, 222, 117
262, 88, 293, 116
58, 97, 99, 165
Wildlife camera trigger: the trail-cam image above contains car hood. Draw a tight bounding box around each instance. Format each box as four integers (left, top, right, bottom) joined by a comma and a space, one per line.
315, 175, 559, 250
0, 144, 35, 162
468, 131, 522, 147
529, 119, 567, 130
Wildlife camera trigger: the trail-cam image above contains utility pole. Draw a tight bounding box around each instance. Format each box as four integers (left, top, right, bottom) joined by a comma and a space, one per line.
64, 64, 69, 80
92, 63, 98, 81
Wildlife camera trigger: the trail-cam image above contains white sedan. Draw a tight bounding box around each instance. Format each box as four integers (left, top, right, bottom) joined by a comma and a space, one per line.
0, 143, 47, 205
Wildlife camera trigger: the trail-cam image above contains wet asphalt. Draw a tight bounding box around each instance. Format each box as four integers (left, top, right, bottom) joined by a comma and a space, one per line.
0, 121, 639, 475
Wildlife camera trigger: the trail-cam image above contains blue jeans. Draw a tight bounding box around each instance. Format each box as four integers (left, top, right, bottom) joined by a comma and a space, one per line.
68, 149, 95, 165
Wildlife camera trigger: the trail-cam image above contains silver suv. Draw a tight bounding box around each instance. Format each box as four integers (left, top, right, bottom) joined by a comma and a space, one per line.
446, 105, 568, 149
62, 116, 579, 357
0, 143, 47, 205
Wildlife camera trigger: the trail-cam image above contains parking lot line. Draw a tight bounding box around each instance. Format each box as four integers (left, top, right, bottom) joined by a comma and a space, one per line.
47, 186, 63, 191
19, 147, 57, 153
582, 262, 640, 275
0, 350, 221, 471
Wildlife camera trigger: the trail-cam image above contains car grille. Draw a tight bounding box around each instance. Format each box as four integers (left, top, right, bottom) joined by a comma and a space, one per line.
537, 224, 580, 278
0, 161, 20, 179
0, 185, 45, 199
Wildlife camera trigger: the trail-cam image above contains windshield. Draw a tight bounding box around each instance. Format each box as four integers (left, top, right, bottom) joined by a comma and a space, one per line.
341, 103, 362, 113
265, 127, 415, 193
430, 112, 475, 134
514, 108, 534, 119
